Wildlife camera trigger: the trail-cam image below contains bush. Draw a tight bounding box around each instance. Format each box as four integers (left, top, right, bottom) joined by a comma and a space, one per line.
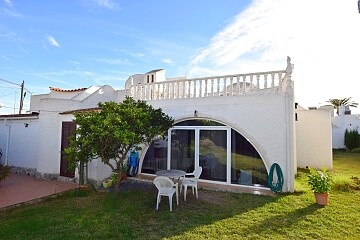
350, 147, 360, 153
0, 164, 11, 182
344, 129, 360, 150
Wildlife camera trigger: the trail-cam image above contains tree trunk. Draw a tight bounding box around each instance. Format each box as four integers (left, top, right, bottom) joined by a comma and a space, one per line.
114, 172, 121, 196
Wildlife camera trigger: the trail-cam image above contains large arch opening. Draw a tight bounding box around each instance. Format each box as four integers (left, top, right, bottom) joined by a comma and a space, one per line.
141, 119, 268, 187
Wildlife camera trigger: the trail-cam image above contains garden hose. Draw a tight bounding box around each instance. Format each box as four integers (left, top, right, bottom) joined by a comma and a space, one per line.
268, 163, 284, 192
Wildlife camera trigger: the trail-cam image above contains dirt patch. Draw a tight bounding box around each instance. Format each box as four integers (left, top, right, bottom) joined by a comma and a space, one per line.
118, 179, 157, 193
199, 190, 228, 205
115, 178, 227, 204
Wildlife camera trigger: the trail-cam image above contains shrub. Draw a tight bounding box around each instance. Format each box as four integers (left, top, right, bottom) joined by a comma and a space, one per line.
350, 147, 360, 153
344, 129, 360, 150
307, 167, 332, 193
0, 164, 11, 182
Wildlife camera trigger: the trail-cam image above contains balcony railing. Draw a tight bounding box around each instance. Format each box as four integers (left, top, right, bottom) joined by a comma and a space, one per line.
130, 67, 292, 101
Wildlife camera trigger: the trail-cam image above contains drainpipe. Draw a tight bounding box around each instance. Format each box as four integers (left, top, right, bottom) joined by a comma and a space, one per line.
4, 119, 11, 166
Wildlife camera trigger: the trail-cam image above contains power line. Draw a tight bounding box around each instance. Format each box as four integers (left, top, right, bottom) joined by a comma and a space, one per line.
0, 78, 32, 93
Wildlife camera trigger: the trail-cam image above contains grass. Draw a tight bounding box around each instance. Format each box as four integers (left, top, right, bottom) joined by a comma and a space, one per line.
1, 151, 360, 239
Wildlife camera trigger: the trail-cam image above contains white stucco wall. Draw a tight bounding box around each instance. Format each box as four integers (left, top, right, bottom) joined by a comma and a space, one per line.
0, 118, 39, 169
295, 109, 333, 170
148, 88, 296, 192
32, 87, 118, 176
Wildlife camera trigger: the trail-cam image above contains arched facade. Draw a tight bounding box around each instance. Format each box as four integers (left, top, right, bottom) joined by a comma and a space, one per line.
141, 118, 269, 188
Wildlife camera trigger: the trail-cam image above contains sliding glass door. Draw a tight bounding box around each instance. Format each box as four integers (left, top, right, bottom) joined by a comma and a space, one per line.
168, 126, 230, 183
169, 129, 195, 173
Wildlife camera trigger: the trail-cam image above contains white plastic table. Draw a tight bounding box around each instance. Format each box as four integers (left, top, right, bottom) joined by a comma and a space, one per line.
155, 169, 186, 180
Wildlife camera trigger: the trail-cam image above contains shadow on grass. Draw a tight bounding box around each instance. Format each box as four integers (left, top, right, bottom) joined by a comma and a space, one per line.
0, 179, 312, 240
243, 203, 322, 236
99, 180, 281, 239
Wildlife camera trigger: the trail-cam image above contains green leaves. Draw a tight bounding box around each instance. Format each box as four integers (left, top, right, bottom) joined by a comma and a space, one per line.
307, 167, 332, 193
65, 96, 174, 182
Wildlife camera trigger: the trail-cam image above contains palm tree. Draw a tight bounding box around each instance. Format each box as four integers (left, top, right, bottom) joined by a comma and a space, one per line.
326, 97, 358, 115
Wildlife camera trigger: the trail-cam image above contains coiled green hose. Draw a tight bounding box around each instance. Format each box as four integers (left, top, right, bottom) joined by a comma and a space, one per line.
268, 163, 284, 192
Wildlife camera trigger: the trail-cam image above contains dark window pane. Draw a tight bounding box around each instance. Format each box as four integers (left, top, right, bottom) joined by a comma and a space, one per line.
231, 129, 268, 187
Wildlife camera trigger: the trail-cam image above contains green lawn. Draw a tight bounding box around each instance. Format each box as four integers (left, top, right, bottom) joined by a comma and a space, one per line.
1, 151, 360, 240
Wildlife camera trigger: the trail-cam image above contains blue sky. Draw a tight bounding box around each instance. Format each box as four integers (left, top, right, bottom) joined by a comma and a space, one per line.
1, 0, 360, 114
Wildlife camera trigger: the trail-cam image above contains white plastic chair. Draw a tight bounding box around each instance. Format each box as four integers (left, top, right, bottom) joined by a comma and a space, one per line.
180, 166, 202, 201
153, 176, 179, 211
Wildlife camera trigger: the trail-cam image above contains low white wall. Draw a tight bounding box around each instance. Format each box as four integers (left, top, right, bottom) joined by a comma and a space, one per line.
296, 109, 333, 170
0, 119, 39, 169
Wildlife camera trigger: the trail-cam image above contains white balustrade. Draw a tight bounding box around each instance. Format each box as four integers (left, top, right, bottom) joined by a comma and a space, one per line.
129, 70, 289, 101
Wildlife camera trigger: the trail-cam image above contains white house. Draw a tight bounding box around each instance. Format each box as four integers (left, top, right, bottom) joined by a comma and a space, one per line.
0, 57, 333, 193
331, 106, 360, 149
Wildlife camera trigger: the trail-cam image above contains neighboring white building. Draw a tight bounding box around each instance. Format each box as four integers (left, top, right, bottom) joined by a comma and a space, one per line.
332, 107, 360, 149
0, 58, 333, 193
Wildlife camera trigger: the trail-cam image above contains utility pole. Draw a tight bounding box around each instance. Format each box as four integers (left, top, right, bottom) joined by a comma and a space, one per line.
19, 80, 25, 114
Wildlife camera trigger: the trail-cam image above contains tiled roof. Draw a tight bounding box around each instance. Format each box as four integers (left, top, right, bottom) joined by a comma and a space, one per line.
60, 107, 100, 115
49, 87, 88, 92
0, 112, 39, 118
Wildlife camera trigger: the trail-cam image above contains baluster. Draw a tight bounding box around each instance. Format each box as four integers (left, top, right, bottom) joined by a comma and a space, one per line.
271, 73, 275, 89
228, 77, 232, 96
144, 85, 147, 100
211, 78, 214, 96
199, 79, 203, 97
158, 84, 161, 100
242, 75, 246, 92
157, 83, 160, 100
168, 82, 171, 99
150, 85, 153, 99
264, 74, 268, 89
174, 82, 177, 99
234, 76, 239, 95
170, 83, 173, 99
256, 75, 260, 89
204, 79, 208, 97
176, 82, 180, 99
193, 80, 197, 98
249, 75, 253, 91
145, 85, 148, 100
161, 83, 165, 99
188, 80, 191, 98
182, 81, 184, 98
217, 78, 220, 96
168, 83, 171, 99
153, 84, 156, 100
278, 72, 282, 87
223, 77, 226, 96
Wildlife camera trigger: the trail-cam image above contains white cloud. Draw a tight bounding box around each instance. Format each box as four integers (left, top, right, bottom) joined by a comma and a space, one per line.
47, 36, 61, 47
3, 0, 13, 7
92, 0, 120, 10
188, 0, 360, 112
89, 57, 129, 65
1, 0, 24, 18
162, 58, 174, 64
